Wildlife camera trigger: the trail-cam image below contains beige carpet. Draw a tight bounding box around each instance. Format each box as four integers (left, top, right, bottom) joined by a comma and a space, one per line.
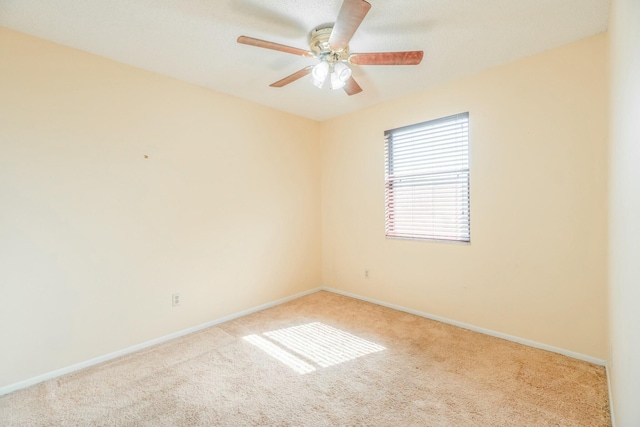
0, 291, 610, 426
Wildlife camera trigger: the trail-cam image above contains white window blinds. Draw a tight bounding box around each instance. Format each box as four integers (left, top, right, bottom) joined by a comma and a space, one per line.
384, 112, 470, 242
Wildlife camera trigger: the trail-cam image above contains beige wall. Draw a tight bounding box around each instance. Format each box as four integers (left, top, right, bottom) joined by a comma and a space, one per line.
609, 0, 640, 424
321, 34, 608, 359
0, 28, 321, 388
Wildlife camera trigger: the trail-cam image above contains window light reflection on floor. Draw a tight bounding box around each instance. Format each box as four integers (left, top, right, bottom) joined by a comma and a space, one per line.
243, 334, 316, 374
243, 322, 385, 374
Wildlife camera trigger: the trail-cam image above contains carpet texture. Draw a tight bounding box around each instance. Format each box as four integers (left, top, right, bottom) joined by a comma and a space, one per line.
0, 291, 610, 426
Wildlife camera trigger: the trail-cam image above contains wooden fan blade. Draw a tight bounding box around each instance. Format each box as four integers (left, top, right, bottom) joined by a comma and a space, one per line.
270, 66, 314, 88
349, 51, 424, 65
343, 76, 363, 96
237, 36, 314, 57
329, 0, 371, 52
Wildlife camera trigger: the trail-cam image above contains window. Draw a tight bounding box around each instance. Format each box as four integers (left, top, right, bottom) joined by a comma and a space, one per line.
384, 112, 470, 242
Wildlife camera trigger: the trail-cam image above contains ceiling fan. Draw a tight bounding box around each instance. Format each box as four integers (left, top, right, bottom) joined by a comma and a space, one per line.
237, 0, 423, 95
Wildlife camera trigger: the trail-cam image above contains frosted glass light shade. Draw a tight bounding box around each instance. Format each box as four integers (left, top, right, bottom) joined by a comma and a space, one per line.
334, 62, 352, 82
312, 62, 329, 88
330, 72, 346, 89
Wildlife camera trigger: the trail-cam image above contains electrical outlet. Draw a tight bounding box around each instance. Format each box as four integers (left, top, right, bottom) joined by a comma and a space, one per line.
364, 269, 370, 279
172, 293, 181, 307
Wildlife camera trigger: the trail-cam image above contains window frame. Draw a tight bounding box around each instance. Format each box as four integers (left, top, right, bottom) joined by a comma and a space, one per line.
384, 112, 471, 243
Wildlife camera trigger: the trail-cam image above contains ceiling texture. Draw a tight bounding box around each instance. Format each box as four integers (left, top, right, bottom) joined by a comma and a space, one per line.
1, 0, 609, 121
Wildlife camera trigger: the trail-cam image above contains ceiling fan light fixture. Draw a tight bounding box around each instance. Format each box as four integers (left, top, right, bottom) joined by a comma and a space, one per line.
334, 62, 352, 82
312, 61, 329, 88
330, 71, 347, 90
330, 62, 351, 90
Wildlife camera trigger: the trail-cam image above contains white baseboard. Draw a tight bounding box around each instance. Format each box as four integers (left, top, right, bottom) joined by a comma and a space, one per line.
606, 363, 616, 426
321, 287, 606, 366
0, 287, 322, 397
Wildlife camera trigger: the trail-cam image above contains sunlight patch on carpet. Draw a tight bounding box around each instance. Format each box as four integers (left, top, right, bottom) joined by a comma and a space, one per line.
244, 322, 385, 374
243, 334, 316, 374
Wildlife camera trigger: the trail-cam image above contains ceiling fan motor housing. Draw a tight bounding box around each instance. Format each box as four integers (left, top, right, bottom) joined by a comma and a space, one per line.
310, 26, 349, 62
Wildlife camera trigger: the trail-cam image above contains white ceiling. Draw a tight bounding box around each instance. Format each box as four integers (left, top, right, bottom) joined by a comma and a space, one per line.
1, 0, 609, 121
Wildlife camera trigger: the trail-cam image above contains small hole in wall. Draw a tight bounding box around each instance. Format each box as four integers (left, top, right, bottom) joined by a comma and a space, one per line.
144, 155, 149, 159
